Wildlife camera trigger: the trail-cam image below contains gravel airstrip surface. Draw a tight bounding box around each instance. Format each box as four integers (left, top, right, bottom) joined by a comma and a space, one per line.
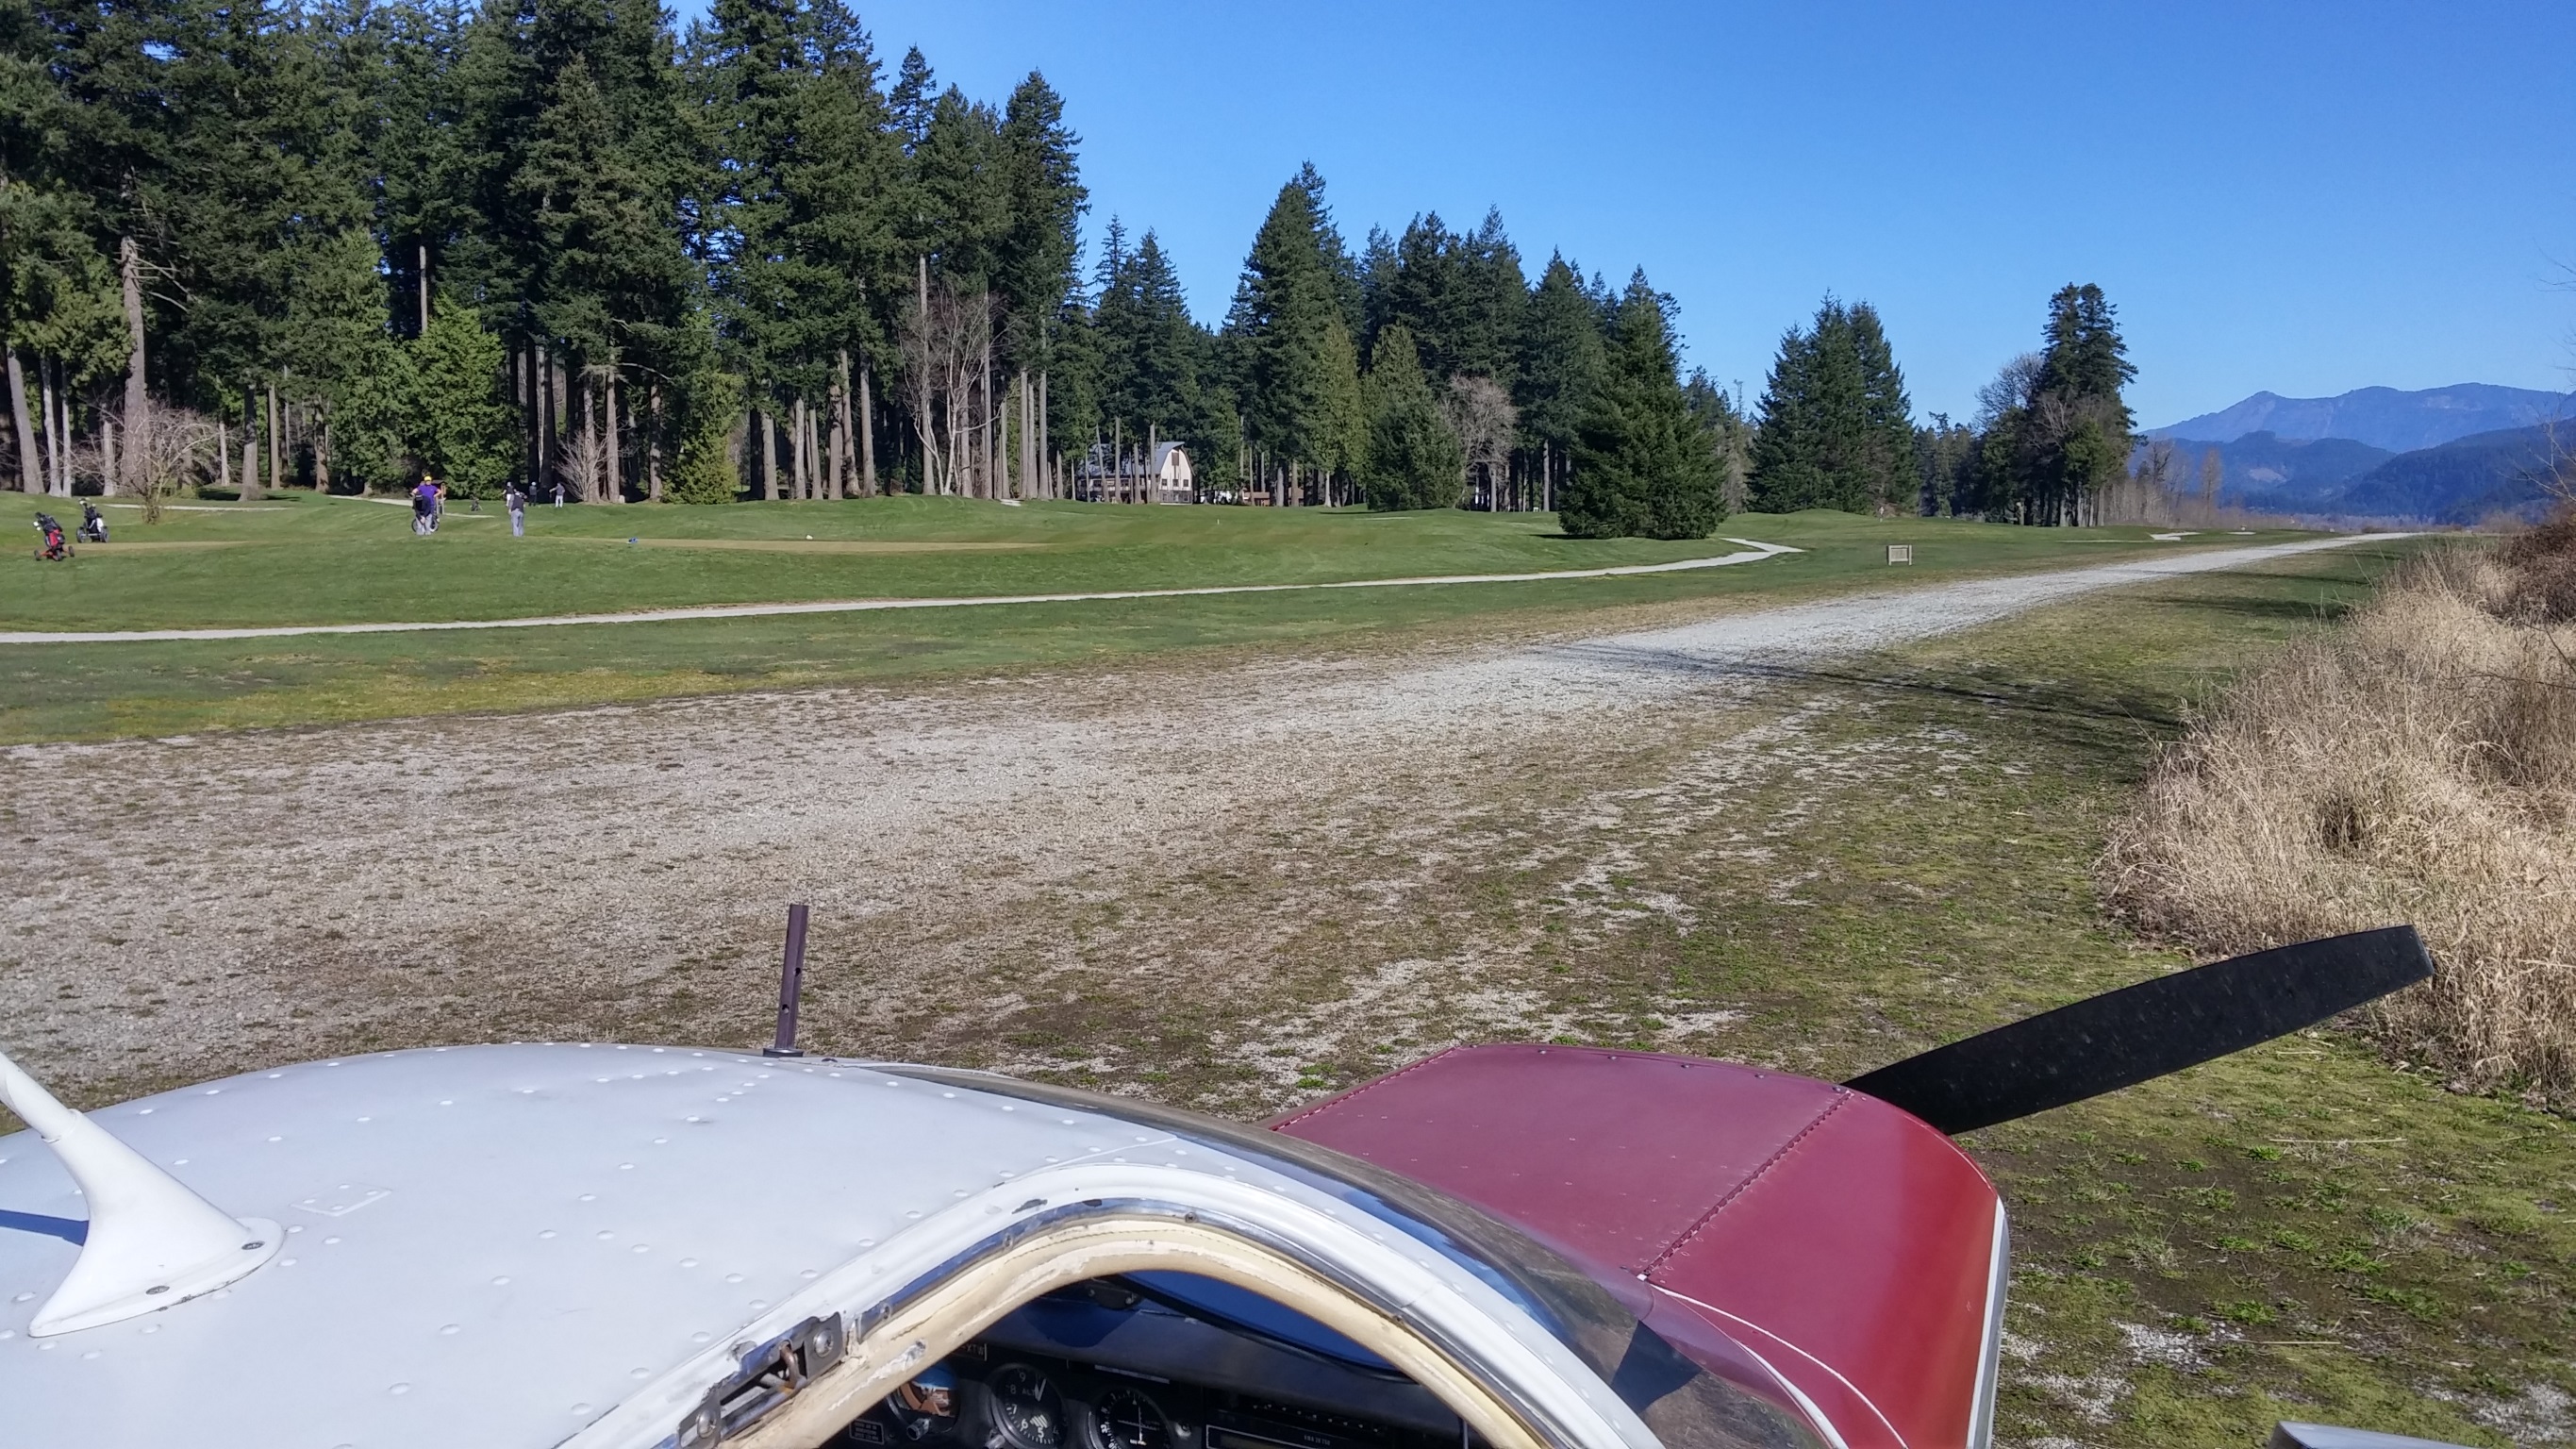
0, 536, 2387, 1109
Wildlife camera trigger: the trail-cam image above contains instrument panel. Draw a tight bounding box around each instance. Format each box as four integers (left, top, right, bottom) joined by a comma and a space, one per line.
839, 1279, 1469, 1449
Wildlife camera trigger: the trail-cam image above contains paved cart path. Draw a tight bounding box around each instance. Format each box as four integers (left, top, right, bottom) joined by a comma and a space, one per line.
0, 539, 1803, 643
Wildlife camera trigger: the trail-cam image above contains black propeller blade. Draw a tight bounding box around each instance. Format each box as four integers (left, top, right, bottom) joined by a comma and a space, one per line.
1844, 925, 2435, 1135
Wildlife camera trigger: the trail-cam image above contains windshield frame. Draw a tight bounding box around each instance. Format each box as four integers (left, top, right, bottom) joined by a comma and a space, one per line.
873, 1063, 1824, 1449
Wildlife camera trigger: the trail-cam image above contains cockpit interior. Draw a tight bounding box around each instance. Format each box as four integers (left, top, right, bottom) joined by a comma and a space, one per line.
829, 1274, 1475, 1449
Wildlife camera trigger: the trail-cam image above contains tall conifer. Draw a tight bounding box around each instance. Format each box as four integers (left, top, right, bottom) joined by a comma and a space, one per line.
1977, 283, 2134, 524
1358, 322, 1461, 510
1562, 272, 1719, 539
1231, 167, 1361, 499
1749, 296, 1913, 514
1513, 253, 1604, 506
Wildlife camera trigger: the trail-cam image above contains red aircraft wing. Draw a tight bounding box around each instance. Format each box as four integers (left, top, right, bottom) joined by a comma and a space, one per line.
1272, 1044, 2004, 1449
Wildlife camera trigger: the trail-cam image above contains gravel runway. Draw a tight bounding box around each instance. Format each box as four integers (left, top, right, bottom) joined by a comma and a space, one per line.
0, 535, 2396, 1104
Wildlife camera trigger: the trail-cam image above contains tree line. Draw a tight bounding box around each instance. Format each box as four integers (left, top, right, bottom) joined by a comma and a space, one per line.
1170, 171, 1742, 535
2, 0, 1089, 506
1746, 283, 2143, 525
0, 0, 1726, 531
1, 0, 2145, 535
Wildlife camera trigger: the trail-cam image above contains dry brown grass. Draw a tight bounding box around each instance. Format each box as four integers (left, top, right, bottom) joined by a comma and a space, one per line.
2102, 534, 2576, 1104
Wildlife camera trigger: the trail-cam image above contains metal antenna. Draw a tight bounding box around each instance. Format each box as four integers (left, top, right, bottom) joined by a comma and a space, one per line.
765, 903, 809, 1058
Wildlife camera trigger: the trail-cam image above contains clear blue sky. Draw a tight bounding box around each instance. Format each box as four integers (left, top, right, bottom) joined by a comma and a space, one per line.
694, 0, 2576, 427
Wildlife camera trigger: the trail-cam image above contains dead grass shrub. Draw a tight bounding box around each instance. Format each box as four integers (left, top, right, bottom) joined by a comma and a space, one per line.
2496, 516, 2576, 625
2501, 513, 2576, 567
2101, 541, 2576, 1104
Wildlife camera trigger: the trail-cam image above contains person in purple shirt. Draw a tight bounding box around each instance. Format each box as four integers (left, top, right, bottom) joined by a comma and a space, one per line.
411, 476, 438, 535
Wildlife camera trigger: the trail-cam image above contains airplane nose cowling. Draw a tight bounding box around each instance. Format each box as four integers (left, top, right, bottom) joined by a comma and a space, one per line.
1271, 1044, 2007, 1449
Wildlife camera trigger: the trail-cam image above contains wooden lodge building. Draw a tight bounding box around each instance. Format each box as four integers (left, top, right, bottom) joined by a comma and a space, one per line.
1074, 440, 1195, 504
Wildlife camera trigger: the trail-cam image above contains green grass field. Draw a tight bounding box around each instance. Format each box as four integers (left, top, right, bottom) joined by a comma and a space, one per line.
0, 493, 2319, 743
8, 491, 2309, 627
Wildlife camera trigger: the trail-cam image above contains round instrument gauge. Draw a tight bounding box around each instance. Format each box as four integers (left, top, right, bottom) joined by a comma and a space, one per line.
884, 1365, 961, 1442
1089, 1389, 1172, 1449
986, 1364, 1067, 1449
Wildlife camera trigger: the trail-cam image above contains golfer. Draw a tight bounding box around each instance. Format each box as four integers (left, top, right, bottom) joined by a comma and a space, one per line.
506, 481, 528, 537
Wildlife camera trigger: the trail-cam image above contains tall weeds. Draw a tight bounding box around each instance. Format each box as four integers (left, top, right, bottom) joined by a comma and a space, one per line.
2102, 534, 2576, 1104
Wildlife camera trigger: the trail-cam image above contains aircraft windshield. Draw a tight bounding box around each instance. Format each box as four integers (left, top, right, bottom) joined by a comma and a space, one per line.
876, 1064, 1825, 1449
1123, 1269, 1400, 1372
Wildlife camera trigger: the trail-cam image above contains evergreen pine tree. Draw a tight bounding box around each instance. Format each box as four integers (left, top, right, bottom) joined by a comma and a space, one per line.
1848, 301, 1914, 513
452, 0, 545, 323
1095, 227, 1197, 436
407, 295, 515, 493
1384, 212, 1464, 378
887, 45, 933, 150
1562, 272, 1719, 540
1454, 208, 1524, 382
1969, 287, 2135, 524
693, 0, 801, 461
1513, 252, 1605, 503
1369, 208, 1522, 388
519, 56, 643, 359
1912, 414, 1976, 516
379, 0, 478, 338
995, 70, 1084, 491
1232, 167, 1361, 498
663, 368, 745, 502
0, 182, 126, 472
1358, 322, 1461, 510
1355, 225, 1399, 355
1290, 161, 1363, 343
1749, 296, 1914, 514
790, 0, 903, 397
907, 89, 1007, 289
995, 71, 1083, 365
2035, 281, 2135, 520
702, 0, 899, 491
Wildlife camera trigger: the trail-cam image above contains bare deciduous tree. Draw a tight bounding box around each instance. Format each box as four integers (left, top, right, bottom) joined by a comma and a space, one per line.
900, 271, 995, 497
2136, 438, 2179, 494
125, 404, 220, 523
557, 396, 608, 505
1442, 375, 1515, 511
1717, 417, 1750, 518
2092, 434, 2289, 529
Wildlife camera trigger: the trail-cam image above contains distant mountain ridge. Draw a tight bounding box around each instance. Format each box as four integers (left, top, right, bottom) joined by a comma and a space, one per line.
2334, 425, 2564, 523
2149, 384, 2572, 454
2150, 432, 2393, 508
2143, 424, 2567, 523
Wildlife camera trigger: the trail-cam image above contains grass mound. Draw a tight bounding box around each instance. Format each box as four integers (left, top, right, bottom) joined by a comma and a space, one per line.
2103, 530, 2576, 1105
